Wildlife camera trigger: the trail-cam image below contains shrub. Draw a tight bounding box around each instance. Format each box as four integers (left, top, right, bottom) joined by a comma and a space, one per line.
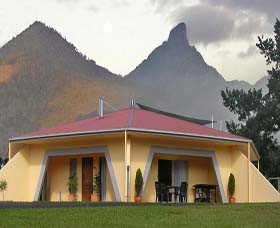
135, 169, 143, 197
0, 179, 7, 201
67, 176, 77, 194
228, 173, 235, 198
93, 174, 101, 194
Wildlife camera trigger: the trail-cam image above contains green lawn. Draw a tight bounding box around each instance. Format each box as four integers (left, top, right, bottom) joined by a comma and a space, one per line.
0, 203, 279, 228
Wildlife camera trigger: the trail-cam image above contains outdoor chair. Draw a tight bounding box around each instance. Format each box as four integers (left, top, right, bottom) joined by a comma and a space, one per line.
160, 182, 170, 202
155, 182, 169, 202
175, 182, 188, 203
155, 182, 161, 202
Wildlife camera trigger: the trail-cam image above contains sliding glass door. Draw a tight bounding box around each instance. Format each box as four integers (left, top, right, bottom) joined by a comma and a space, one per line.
172, 160, 188, 186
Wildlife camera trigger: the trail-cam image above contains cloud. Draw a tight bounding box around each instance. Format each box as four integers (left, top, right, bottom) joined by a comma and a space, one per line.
56, 0, 83, 2
87, 4, 99, 12
150, 0, 184, 11
171, 4, 235, 44
206, 0, 280, 21
111, 0, 132, 8
233, 13, 268, 38
238, 45, 258, 58
56, 0, 130, 10
56, 0, 100, 12
152, 0, 280, 45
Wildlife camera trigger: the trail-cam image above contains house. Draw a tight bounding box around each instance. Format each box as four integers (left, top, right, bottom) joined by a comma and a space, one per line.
0, 98, 279, 203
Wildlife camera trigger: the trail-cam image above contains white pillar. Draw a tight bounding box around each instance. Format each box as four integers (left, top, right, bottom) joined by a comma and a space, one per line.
124, 131, 131, 202
248, 143, 251, 202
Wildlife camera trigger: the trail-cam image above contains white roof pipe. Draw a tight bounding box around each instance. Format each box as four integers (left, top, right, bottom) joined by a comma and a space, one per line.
99, 97, 104, 118
131, 98, 134, 108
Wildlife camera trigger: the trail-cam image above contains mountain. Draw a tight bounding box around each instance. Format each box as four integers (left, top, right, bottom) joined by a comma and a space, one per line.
126, 23, 225, 87
0, 21, 133, 156
0, 21, 268, 157
125, 23, 267, 123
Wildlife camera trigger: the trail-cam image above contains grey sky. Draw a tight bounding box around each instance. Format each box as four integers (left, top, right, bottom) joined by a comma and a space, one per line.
0, 0, 278, 83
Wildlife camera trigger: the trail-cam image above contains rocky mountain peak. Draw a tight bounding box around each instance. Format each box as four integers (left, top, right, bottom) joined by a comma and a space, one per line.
23, 21, 52, 36
167, 22, 189, 47
30, 20, 46, 28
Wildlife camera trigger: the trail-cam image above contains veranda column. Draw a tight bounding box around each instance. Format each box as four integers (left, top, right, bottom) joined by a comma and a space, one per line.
248, 143, 251, 202
124, 130, 131, 202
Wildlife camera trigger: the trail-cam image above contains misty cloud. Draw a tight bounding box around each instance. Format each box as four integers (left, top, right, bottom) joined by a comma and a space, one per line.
152, 0, 279, 45
56, 0, 84, 2
56, 0, 100, 13
206, 0, 280, 20
238, 45, 258, 58
171, 5, 235, 45
87, 5, 99, 12
150, 0, 184, 11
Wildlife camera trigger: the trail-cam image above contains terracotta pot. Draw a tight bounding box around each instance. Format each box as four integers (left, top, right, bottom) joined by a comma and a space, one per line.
91, 193, 100, 202
229, 197, 236, 204
68, 194, 77, 202
134, 196, 142, 203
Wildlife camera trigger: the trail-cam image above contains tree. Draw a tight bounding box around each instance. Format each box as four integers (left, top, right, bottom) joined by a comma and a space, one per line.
221, 18, 280, 178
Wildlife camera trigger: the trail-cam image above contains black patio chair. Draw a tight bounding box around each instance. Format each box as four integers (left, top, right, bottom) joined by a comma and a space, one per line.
155, 182, 161, 202
175, 182, 188, 203
155, 182, 170, 202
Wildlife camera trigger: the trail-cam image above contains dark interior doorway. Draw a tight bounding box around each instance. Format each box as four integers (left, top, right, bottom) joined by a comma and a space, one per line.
158, 159, 172, 186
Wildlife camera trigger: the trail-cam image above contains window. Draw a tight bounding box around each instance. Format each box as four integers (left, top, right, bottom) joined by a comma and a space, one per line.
70, 158, 77, 177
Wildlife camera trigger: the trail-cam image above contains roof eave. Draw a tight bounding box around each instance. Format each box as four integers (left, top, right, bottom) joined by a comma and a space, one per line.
10, 128, 259, 160
9, 127, 251, 144
9, 129, 125, 142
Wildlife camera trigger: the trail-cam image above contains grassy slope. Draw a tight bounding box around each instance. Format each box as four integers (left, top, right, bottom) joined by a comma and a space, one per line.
0, 203, 279, 228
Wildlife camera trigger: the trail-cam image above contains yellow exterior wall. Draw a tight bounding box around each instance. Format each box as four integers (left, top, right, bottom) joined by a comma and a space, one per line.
34, 136, 125, 202
130, 138, 151, 202
0, 146, 31, 201
105, 164, 115, 201
3, 132, 280, 203
231, 151, 249, 202
214, 149, 232, 202
249, 157, 280, 202
107, 138, 125, 201
28, 145, 47, 200
47, 155, 112, 202
2, 134, 125, 202
141, 156, 217, 203
48, 156, 71, 201
142, 157, 157, 202
188, 158, 216, 203
130, 137, 219, 203
230, 151, 280, 203
129, 135, 280, 203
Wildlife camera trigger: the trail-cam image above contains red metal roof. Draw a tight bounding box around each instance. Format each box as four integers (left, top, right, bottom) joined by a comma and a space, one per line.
11, 108, 250, 142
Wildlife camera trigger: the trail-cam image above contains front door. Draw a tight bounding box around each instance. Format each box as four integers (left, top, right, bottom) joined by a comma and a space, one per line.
82, 157, 93, 201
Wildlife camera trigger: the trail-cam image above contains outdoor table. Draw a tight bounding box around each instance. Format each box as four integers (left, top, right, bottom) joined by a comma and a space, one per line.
193, 184, 218, 203
166, 186, 181, 202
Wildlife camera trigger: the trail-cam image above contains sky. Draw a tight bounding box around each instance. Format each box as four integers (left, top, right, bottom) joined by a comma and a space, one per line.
0, 0, 279, 84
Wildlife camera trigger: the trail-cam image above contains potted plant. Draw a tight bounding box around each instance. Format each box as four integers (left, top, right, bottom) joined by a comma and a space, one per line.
228, 173, 235, 203
0, 179, 7, 201
67, 175, 77, 201
134, 168, 143, 203
91, 171, 101, 202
